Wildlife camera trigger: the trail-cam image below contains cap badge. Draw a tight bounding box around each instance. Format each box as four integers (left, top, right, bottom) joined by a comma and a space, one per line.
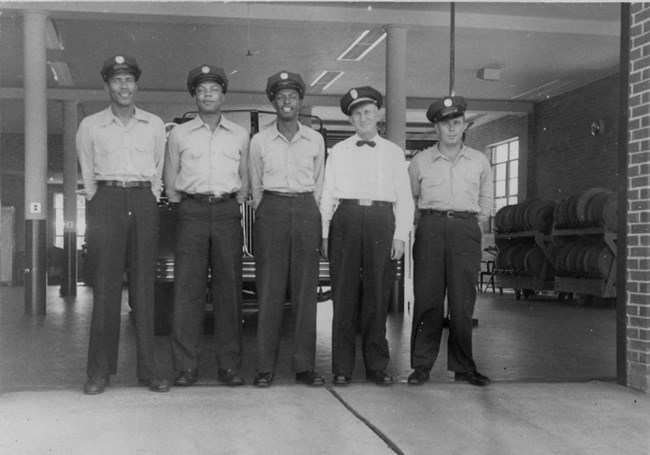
443, 98, 453, 107
350, 89, 358, 100
115, 56, 125, 64
201, 66, 210, 74
280, 72, 289, 80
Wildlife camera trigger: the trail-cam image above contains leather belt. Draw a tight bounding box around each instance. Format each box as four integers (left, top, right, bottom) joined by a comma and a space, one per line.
339, 198, 393, 208
422, 209, 477, 219
184, 193, 235, 203
264, 190, 314, 198
98, 180, 151, 188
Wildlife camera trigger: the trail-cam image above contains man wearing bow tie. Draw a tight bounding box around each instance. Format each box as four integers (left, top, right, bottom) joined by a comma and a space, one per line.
320, 86, 414, 386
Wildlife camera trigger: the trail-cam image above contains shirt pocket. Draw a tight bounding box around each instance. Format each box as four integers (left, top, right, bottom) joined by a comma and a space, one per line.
93, 133, 120, 172
293, 148, 315, 171
95, 133, 119, 157
420, 173, 448, 204
180, 146, 205, 166
131, 136, 155, 173
222, 146, 241, 162
463, 168, 482, 191
265, 151, 285, 176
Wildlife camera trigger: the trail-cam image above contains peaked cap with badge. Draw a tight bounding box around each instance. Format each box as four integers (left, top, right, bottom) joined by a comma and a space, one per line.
186, 64, 229, 96
266, 71, 306, 101
426, 96, 468, 123
340, 86, 383, 116
100, 54, 142, 82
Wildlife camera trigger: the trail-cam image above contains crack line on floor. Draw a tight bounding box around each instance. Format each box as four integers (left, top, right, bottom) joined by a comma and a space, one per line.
326, 386, 405, 455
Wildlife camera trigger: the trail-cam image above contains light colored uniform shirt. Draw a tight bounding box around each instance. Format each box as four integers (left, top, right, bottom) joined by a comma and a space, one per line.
249, 121, 325, 208
164, 115, 250, 203
408, 144, 493, 221
320, 134, 415, 242
76, 106, 165, 200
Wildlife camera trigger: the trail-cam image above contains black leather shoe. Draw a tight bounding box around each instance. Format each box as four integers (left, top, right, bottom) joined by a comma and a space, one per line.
366, 370, 393, 385
174, 369, 199, 386
295, 370, 325, 386
218, 369, 245, 386
332, 375, 351, 386
84, 377, 109, 395
138, 377, 170, 393
455, 370, 491, 386
253, 372, 274, 388
407, 368, 430, 385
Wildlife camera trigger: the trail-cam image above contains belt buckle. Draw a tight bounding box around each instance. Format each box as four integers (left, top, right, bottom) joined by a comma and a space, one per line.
446, 211, 455, 218
118, 181, 128, 188
359, 199, 372, 207
208, 195, 220, 203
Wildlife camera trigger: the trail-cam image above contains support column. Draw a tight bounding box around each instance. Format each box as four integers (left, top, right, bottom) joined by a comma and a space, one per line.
22, 10, 48, 315
61, 101, 78, 297
384, 24, 409, 313
384, 24, 409, 151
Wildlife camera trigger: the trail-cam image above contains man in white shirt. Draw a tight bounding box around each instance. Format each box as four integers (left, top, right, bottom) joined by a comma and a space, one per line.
320, 86, 414, 386
164, 64, 249, 387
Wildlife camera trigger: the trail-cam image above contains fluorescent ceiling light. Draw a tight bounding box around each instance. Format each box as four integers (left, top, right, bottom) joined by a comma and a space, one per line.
45, 18, 64, 50
48, 61, 74, 87
337, 28, 386, 61
310, 71, 344, 92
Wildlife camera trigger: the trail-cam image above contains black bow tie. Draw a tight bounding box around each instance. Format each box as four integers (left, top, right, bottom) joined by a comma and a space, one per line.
356, 140, 376, 147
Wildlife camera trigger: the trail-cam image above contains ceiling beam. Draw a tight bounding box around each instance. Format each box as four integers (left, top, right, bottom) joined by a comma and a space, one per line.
4, 2, 619, 37
0, 87, 533, 114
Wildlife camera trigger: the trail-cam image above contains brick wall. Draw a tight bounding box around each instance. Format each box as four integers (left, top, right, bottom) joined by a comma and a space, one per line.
466, 114, 530, 199
626, 2, 650, 392
531, 74, 620, 201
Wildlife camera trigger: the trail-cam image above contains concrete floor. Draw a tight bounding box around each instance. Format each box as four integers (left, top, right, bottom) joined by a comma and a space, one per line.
0, 284, 648, 454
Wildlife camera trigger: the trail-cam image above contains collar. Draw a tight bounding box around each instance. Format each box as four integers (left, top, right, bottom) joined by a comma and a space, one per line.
271, 121, 312, 142
99, 106, 149, 127
187, 113, 236, 132
431, 144, 472, 161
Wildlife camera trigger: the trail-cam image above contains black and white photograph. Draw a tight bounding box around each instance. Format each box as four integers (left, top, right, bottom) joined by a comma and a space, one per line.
0, 1, 648, 454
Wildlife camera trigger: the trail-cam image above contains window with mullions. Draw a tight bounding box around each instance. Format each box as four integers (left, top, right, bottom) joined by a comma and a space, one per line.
490, 138, 519, 213
53, 193, 86, 250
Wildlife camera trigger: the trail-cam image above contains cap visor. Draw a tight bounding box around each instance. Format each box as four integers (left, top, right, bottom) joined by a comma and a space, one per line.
348, 97, 376, 112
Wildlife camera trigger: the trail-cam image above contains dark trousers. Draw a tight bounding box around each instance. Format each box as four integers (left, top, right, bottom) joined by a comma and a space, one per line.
254, 193, 321, 373
410, 212, 482, 373
170, 198, 243, 372
329, 203, 395, 375
86, 185, 159, 380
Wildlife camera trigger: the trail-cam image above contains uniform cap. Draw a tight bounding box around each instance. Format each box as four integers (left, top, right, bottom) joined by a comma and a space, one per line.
426, 96, 468, 123
266, 70, 306, 101
186, 64, 229, 95
100, 54, 141, 82
340, 86, 383, 116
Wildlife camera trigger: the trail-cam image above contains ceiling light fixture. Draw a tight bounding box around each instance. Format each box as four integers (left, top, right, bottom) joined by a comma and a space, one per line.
477, 68, 501, 81
337, 28, 386, 61
310, 71, 344, 92
48, 61, 74, 87
45, 18, 64, 50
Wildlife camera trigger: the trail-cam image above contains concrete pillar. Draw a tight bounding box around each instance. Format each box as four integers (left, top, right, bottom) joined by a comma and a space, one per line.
22, 10, 48, 315
384, 24, 410, 313
384, 24, 409, 151
61, 101, 78, 297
